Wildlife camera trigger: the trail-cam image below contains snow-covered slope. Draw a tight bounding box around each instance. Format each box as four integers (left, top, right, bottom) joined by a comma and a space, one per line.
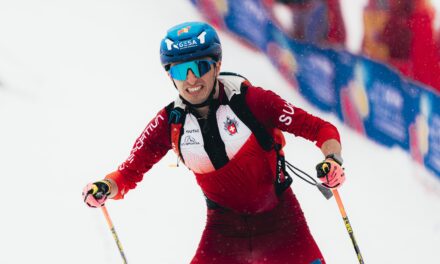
0, 1, 439, 263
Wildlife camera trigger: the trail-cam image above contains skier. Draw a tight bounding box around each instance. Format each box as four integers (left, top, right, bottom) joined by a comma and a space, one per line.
83, 21, 345, 264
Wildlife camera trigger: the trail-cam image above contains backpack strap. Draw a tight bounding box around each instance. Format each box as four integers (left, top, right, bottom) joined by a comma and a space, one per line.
166, 98, 187, 164
219, 72, 292, 195
219, 72, 274, 151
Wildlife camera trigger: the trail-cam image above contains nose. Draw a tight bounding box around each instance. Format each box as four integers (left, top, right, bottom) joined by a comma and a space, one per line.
186, 69, 198, 84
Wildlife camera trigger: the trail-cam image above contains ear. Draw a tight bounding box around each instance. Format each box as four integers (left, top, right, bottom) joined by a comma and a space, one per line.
215, 61, 222, 77
167, 71, 174, 81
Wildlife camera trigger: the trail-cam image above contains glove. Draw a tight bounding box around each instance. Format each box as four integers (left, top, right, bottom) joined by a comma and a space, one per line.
82, 180, 112, 208
316, 159, 345, 189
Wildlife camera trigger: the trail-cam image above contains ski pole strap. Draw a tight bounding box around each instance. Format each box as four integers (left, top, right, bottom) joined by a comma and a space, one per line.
274, 144, 293, 196
284, 160, 333, 200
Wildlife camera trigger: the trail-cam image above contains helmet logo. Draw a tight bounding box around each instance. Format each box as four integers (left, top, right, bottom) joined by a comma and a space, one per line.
165, 38, 200, 51
197, 32, 206, 44
175, 40, 198, 50
177, 26, 191, 36
165, 39, 174, 51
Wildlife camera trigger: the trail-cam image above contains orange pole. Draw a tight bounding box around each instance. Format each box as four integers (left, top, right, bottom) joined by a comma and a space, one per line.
332, 189, 364, 264
101, 205, 128, 264
333, 189, 347, 217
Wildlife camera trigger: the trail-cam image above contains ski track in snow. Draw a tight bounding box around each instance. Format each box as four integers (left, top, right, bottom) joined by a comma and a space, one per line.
0, 1, 439, 263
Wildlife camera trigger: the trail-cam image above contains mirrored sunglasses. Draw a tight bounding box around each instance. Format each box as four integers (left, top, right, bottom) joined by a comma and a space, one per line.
168, 60, 215, 81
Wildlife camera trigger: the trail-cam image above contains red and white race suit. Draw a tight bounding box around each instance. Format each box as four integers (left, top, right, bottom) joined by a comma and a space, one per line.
106, 75, 339, 263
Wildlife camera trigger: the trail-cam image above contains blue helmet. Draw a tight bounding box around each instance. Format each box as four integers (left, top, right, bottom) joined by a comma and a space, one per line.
160, 21, 222, 69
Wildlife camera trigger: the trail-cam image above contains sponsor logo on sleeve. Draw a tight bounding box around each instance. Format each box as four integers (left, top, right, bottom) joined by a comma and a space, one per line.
121, 114, 165, 167
278, 102, 295, 126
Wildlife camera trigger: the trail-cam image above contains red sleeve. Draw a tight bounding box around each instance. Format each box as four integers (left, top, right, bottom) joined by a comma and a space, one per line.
106, 107, 171, 199
245, 85, 340, 147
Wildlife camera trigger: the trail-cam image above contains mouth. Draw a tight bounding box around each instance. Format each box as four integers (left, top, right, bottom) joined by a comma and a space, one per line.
186, 85, 203, 94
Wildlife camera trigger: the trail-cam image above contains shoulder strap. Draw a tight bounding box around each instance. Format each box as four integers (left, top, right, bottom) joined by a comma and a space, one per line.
219, 72, 274, 151
166, 101, 186, 164
219, 72, 292, 195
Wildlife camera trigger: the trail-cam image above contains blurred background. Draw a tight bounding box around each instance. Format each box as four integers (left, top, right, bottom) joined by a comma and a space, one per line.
0, 0, 439, 263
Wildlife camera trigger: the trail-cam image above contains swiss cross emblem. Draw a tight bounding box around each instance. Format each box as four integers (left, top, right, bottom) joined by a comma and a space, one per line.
224, 116, 238, 135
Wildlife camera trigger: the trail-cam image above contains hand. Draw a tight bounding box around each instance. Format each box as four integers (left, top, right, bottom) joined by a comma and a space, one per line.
82, 180, 112, 208
316, 159, 345, 189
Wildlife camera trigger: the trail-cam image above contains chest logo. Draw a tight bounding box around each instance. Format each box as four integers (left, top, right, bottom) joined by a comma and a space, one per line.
182, 135, 200, 146
224, 116, 239, 135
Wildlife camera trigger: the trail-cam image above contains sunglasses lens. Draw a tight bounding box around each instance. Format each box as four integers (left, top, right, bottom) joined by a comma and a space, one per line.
169, 60, 214, 81
197, 60, 213, 77
169, 61, 199, 81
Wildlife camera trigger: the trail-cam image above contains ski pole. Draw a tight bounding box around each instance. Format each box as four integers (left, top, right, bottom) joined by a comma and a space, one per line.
101, 205, 128, 264
283, 160, 364, 262
332, 189, 364, 264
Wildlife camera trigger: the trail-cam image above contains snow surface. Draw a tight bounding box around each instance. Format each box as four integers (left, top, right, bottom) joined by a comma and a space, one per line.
0, 0, 439, 263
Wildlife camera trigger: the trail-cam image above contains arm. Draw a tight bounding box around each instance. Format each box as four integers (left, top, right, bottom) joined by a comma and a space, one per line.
320, 138, 342, 157
245, 85, 345, 188
105, 107, 172, 199
245, 85, 341, 151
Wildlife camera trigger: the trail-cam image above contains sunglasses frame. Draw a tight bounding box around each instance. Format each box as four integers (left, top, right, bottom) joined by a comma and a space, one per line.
168, 59, 216, 81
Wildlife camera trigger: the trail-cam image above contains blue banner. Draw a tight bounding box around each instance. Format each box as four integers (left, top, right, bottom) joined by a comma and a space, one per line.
190, 0, 440, 180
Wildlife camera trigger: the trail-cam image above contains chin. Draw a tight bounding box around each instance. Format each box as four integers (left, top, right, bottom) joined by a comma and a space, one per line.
189, 98, 208, 105
185, 96, 209, 105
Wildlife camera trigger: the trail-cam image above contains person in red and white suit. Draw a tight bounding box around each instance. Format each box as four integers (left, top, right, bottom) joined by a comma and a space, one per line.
83, 21, 345, 264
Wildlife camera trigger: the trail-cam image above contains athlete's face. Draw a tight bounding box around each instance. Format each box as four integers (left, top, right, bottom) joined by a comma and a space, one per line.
169, 58, 221, 105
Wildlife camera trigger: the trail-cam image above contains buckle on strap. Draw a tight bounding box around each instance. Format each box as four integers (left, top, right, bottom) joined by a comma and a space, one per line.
274, 144, 293, 196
